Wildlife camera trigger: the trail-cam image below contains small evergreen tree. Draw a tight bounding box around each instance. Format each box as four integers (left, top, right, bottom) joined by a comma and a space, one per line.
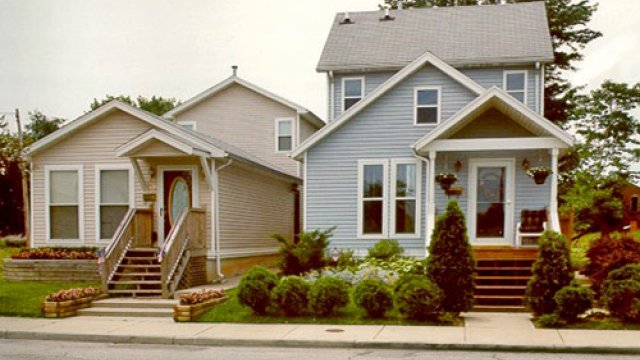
525, 231, 573, 316
426, 200, 475, 314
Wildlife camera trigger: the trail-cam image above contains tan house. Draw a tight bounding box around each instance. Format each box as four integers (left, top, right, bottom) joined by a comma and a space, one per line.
25, 71, 323, 298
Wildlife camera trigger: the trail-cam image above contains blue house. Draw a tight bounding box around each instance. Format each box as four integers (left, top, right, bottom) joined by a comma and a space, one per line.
293, 2, 574, 258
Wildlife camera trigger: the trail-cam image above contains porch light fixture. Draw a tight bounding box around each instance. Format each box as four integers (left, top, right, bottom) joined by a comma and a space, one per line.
521, 158, 531, 171
454, 160, 462, 172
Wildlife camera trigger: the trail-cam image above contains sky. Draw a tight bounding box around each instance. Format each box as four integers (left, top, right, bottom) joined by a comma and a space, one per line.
1, 0, 639, 128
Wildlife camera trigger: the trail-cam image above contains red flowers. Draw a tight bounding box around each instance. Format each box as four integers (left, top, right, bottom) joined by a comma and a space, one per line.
46, 287, 102, 302
179, 289, 225, 305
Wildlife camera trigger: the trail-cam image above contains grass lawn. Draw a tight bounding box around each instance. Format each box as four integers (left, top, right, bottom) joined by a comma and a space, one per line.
0, 247, 100, 317
197, 288, 462, 326
535, 316, 640, 331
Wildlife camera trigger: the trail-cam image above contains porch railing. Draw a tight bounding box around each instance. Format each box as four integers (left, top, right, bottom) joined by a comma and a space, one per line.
158, 208, 206, 298
99, 208, 153, 292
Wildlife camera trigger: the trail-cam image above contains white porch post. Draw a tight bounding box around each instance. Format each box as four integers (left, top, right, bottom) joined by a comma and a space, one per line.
550, 147, 560, 231
426, 151, 437, 254
129, 157, 147, 193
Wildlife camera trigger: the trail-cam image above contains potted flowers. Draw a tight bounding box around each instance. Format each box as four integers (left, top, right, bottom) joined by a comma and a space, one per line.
527, 166, 551, 185
435, 172, 458, 191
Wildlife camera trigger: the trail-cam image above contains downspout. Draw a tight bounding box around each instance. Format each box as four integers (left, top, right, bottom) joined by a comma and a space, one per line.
535, 62, 541, 114
213, 157, 233, 281
413, 148, 431, 258
328, 71, 335, 122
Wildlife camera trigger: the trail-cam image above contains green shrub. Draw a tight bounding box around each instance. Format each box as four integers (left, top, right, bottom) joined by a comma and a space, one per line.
537, 313, 562, 328
272, 228, 333, 275
525, 231, 573, 316
554, 284, 593, 323
353, 279, 393, 318
334, 248, 361, 269
308, 276, 350, 316
395, 277, 442, 321
584, 235, 640, 295
271, 276, 310, 317
367, 239, 403, 261
602, 264, 640, 323
426, 201, 475, 314
237, 266, 278, 315
393, 273, 426, 293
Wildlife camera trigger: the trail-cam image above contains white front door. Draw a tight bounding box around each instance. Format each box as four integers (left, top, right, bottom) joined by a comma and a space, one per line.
468, 159, 515, 245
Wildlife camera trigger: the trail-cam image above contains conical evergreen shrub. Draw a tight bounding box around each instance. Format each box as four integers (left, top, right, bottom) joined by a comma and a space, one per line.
525, 230, 573, 316
426, 200, 475, 314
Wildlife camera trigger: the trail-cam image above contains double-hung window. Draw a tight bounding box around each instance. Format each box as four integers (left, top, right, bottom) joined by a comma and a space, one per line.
504, 70, 527, 103
414, 87, 440, 125
276, 118, 293, 152
46, 165, 83, 241
391, 160, 421, 236
343, 77, 364, 111
96, 165, 133, 241
358, 159, 421, 238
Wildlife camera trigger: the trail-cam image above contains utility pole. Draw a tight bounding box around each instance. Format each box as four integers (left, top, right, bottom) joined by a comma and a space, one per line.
15, 109, 30, 245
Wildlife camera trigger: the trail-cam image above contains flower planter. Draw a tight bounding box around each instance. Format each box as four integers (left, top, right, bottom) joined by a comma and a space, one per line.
435, 173, 458, 191
533, 173, 549, 185
173, 296, 228, 322
526, 167, 551, 185
41, 293, 108, 318
445, 186, 463, 197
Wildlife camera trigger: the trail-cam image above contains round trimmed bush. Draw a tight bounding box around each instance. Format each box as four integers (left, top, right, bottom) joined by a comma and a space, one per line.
585, 235, 640, 295
554, 284, 593, 322
353, 279, 393, 318
309, 277, 350, 316
393, 274, 426, 293
368, 239, 404, 261
237, 266, 278, 315
602, 264, 640, 322
395, 277, 441, 321
272, 276, 310, 317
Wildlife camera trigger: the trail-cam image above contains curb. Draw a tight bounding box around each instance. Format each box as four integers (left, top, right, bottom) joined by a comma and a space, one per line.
4, 330, 640, 355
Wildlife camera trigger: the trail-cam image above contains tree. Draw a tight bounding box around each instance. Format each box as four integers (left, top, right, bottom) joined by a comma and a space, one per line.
90, 95, 180, 116
381, 0, 601, 125
427, 200, 475, 314
570, 81, 640, 176
25, 111, 65, 142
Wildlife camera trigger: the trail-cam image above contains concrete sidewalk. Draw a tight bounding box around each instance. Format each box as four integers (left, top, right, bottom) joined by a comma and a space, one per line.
1, 313, 639, 354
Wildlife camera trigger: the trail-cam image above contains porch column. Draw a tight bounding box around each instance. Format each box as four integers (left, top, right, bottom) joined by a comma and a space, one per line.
129, 157, 147, 193
549, 148, 560, 231
426, 151, 437, 253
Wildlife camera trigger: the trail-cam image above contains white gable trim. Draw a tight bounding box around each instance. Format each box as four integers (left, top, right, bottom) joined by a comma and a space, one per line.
164, 76, 324, 129
25, 100, 227, 158
115, 129, 210, 158
413, 87, 574, 151
291, 51, 486, 160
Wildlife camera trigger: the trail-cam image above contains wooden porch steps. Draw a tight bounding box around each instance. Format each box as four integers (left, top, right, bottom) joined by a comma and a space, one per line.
107, 247, 163, 298
472, 247, 537, 311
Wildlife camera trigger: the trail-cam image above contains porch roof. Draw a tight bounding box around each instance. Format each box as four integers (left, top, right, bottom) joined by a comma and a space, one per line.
413, 87, 575, 153
116, 129, 212, 158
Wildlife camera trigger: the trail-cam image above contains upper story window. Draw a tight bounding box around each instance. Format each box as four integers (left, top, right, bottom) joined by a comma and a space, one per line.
343, 77, 364, 111
275, 118, 293, 152
504, 71, 527, 103
414, 87, 440, 125
178, 121, 197, 131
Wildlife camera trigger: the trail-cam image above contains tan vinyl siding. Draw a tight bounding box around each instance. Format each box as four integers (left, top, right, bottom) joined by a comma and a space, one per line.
218, 162, 295, 257
30, 110, 153, 247
299, 117, 319, 143
174, 84, 300, 176
131, 140, 188, 157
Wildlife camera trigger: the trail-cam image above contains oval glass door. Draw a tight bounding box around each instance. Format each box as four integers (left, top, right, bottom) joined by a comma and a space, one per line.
162, 170, 193, 242
169, 177, 189, 225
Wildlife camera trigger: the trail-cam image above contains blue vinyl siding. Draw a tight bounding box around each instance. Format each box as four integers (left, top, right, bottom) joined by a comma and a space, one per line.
331, 65, 540, 120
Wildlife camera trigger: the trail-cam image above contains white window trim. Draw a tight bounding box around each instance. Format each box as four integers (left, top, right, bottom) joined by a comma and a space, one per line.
177, 120, 197, 131
413, 86, 441, 126
504, 70, 528, 104
94, 164, 136, 243
390, 158, 422, 239
357, 159, 389, 239
341, 77, 365, 113
275, 117, 295, 153
44, 164, 84, 243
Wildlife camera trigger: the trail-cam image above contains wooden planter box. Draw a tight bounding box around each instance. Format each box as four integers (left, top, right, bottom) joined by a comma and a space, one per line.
173, 296, 228, 322
41, 293, 108, 318
4, 259, 100, 282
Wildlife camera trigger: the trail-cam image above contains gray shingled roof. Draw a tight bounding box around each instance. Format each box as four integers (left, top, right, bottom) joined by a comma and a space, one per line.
317, 2, 554, 72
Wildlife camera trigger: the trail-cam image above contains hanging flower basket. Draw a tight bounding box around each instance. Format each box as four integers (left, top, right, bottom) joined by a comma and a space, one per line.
446, 186, 464, 197
527, 166, 551, 185
435, 172, 458, 191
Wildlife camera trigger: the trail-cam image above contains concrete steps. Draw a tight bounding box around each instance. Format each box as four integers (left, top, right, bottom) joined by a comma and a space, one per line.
78, 298, 176, 318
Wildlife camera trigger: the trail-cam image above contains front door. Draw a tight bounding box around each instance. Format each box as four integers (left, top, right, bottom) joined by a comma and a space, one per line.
157, 167, 197, 245
468, 159, 515, 245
